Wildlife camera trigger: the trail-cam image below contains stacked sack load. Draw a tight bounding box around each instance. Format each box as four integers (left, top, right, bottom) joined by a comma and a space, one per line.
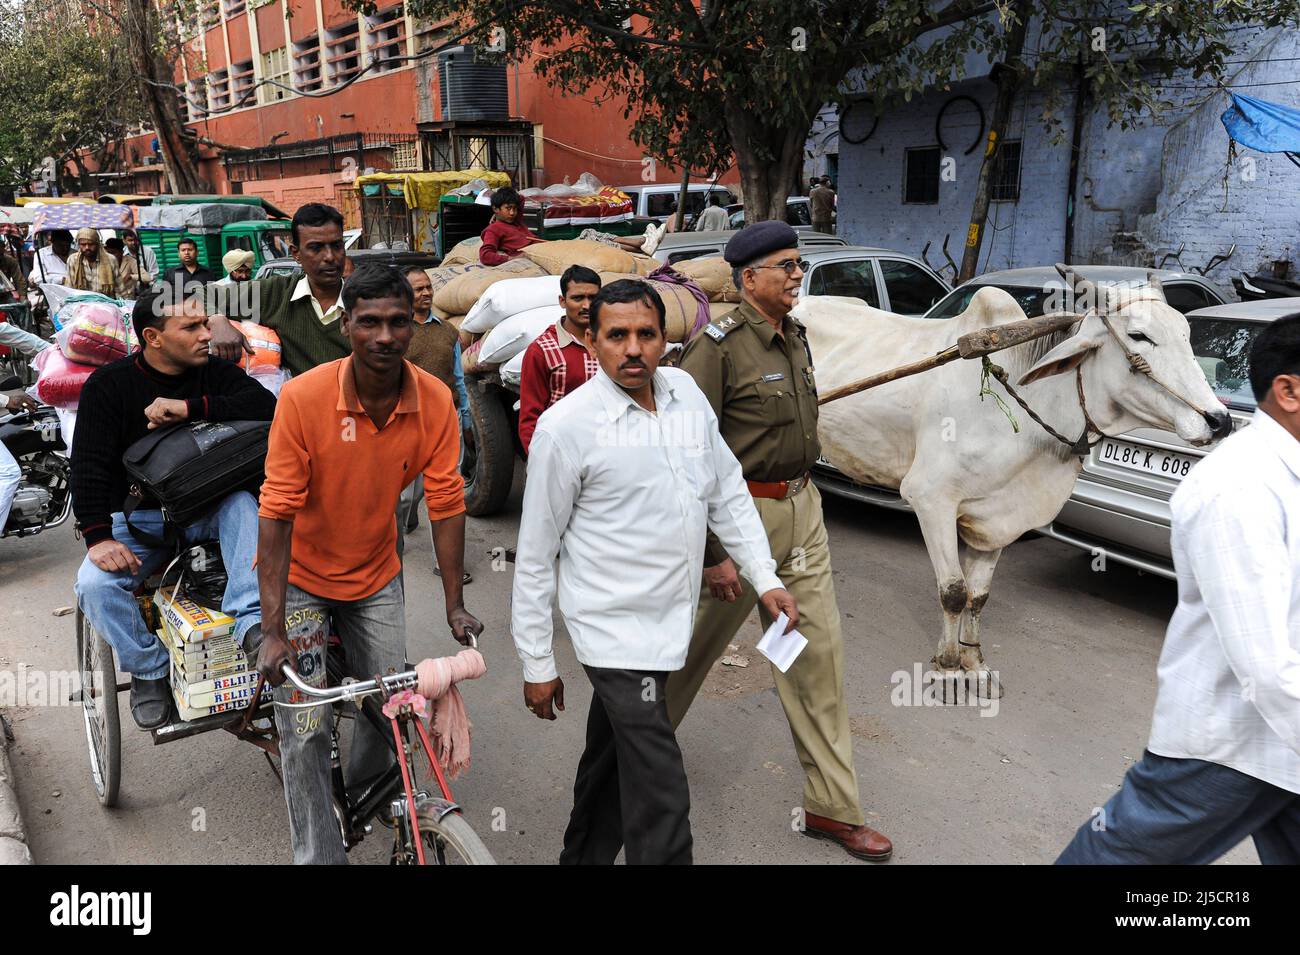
35, 297, 137, 410
153, 585, 266, 722
442, 238, 716, 385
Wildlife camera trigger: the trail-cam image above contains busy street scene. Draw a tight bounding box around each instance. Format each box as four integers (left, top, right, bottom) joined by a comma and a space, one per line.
0, 0, 1298, 903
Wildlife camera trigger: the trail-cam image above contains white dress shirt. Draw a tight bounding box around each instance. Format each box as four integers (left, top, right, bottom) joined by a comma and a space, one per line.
1148, 408, 1300, 793
512, 366, 782, 683
29, 246, 68, 285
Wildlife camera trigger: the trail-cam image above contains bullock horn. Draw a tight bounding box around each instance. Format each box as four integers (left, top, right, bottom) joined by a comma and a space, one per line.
1055, 263, 1102, 315
1146, 270, 1166, 301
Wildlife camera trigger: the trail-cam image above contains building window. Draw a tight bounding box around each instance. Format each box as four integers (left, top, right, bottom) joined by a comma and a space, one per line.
208, 68, 231, 112
200, 2, 220, 28
259, 46, 291, 103
990, 139, 1022, 202
903, 146, 940, 204
324, 20, 362, 87
367, 4, 406, 73
185, 77, 207, 121
230, 59, 255, 107
292, 36, 322, 93
222, 0, 245, 18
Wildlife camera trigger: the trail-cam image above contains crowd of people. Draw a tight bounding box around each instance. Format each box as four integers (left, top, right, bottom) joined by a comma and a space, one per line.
14, 191, 1297, 866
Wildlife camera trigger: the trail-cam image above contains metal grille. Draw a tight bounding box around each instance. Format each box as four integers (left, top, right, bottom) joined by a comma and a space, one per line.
990, 140, 1022, 202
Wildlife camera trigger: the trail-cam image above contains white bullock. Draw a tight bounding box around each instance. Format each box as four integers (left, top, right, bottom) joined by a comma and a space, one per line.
793, 274, 1232, 692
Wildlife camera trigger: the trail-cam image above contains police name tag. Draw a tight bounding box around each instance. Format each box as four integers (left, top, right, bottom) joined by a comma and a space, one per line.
761, 373, 785, 383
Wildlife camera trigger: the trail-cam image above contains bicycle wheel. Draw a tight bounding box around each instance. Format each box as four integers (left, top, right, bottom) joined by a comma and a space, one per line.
413, 806, 496, 865
76, 606, 121, 807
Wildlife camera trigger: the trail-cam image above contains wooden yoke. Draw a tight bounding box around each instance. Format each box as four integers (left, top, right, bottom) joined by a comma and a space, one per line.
817, 311, 1083, 406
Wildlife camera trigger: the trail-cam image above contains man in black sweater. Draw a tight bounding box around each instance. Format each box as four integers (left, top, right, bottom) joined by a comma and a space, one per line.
73, 290, 276, 729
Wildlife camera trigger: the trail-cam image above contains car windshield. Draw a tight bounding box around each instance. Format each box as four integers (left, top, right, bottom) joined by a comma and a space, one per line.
1188, 317, 1265, 411
925, 284, 1057, 318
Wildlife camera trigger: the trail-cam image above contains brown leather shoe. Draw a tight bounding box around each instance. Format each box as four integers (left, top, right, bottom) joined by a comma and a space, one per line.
803, 811, 893, 862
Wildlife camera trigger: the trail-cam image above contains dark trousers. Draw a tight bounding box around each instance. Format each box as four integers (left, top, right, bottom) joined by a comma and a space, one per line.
1056, 750, 1300, 864
560, 667, 693, 865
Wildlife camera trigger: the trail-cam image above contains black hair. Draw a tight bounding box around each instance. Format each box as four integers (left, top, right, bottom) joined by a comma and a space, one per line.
291, 202, 344, 245
560, 264, 601, 295
50, 229, 73, 244
342, 263, 414, 313
131, 288, 197, 344
1249, 312, 1300, 402
491, 187, 522, 211
105, 237, 125, 252
176, 235, 198, 251
708, 192, 723, 206
401, 264, 430, 282
588, 278, 665, 334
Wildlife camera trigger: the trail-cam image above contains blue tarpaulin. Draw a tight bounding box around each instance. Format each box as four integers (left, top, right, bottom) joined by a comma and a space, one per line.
1221, 93, 1300, 165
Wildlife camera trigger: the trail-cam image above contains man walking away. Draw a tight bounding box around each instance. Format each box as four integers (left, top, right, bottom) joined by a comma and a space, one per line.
810, 177, 835, 235
1057, 313, 1300, 864
517, 264, 600, 455
694, 192, 730, 232
513, 278, 796, 865
256, 264, 482, 864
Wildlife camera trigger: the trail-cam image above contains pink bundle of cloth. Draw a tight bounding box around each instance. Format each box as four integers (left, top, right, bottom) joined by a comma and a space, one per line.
56, 300, 136, 367
414, 649, 487, 779
33, 346, 97, 409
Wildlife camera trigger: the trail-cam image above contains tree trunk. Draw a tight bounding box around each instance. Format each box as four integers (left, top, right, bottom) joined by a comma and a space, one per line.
724, 102, 809, 225
957, 1, 1032, 282
120, 0, 209, 194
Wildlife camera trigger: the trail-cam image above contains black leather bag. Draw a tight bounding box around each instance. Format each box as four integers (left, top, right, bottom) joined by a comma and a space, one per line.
122, 419, 270, 541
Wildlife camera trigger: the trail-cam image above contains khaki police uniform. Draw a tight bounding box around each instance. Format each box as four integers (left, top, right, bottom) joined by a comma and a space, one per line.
669, 300, 864, 826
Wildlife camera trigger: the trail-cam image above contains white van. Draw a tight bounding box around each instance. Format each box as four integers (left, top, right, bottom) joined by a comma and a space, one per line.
615, 183, 737, 225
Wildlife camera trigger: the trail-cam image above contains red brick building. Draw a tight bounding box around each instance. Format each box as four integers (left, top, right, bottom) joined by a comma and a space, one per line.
103, 1, 733, 215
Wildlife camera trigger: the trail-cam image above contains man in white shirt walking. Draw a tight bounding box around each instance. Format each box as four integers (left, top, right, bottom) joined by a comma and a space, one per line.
1057, 312, 1300, 864
512, 278, 797, 865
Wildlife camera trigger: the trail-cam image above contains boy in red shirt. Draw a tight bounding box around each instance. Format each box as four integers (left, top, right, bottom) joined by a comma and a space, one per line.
479, 187, 544, 265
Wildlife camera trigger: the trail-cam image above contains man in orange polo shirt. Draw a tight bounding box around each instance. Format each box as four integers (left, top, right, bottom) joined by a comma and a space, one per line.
256, 264, 484, 865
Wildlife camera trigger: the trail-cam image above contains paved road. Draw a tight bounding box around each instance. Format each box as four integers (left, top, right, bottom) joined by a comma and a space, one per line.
0, 476, 1257, 864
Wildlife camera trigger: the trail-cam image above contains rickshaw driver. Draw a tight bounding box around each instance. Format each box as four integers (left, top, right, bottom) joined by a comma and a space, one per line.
255, 265, 483, 865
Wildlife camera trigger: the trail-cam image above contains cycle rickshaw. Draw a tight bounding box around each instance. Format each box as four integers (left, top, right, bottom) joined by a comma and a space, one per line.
74, 541, 494, 864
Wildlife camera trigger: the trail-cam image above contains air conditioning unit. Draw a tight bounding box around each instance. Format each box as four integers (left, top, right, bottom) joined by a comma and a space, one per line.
438, 45, 508, 122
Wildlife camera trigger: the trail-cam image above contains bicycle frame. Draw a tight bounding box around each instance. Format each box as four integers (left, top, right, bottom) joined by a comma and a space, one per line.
280, 665, 461, 864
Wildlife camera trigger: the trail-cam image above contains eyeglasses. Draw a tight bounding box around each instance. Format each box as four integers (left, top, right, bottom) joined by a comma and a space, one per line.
750, 258, 808, 276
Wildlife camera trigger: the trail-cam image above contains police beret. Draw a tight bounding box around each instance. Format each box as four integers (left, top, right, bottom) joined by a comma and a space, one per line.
724, 220, 800, 265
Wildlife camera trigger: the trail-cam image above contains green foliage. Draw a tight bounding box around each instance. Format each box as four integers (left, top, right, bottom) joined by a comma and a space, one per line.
390, 0, 1300, 189
0, 2, 147, 191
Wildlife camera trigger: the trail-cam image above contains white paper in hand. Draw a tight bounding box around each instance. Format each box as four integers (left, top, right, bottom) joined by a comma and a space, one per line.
755, 612, 808, 674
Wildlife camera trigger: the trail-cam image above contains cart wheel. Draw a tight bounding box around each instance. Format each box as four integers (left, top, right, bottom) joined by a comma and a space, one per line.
462, 380, 516, 517
414, 806, 496, 865
76, 606, 121, 807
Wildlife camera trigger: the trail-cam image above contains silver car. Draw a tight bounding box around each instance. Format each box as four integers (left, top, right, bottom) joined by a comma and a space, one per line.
654, 234, 952, 316
812, 265, 1231, 511
1041, 296, 1300, 578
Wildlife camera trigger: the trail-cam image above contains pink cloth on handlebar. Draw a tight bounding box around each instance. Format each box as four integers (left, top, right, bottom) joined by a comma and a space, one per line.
415, 648, 487, 779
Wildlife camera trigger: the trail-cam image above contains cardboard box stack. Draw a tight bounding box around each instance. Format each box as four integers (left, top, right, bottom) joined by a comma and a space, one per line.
153, 586, 266, 722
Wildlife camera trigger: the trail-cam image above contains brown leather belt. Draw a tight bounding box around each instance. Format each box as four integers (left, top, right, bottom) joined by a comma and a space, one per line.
747, 471, 812, 500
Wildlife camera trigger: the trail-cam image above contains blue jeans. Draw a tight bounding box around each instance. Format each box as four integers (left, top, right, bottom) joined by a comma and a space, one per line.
74, 492, 262, 680
272, 575, 407, 865
1056, 750, 1300, 864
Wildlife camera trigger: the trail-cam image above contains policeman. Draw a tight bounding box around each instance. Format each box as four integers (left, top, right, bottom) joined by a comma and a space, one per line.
669, 220, 892, 862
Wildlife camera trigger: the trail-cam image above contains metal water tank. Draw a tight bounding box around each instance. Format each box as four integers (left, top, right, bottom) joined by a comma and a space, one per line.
439, 46, 509, 121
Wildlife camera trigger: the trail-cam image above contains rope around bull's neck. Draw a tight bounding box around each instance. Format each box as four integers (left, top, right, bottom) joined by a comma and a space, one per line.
980, 301, 1209, 458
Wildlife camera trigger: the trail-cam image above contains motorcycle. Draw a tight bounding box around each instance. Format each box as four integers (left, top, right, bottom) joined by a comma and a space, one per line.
1, 396, 71, 539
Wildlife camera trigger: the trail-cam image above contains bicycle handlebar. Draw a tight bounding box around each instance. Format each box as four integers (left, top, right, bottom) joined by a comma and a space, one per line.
272, 627, 480, 709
